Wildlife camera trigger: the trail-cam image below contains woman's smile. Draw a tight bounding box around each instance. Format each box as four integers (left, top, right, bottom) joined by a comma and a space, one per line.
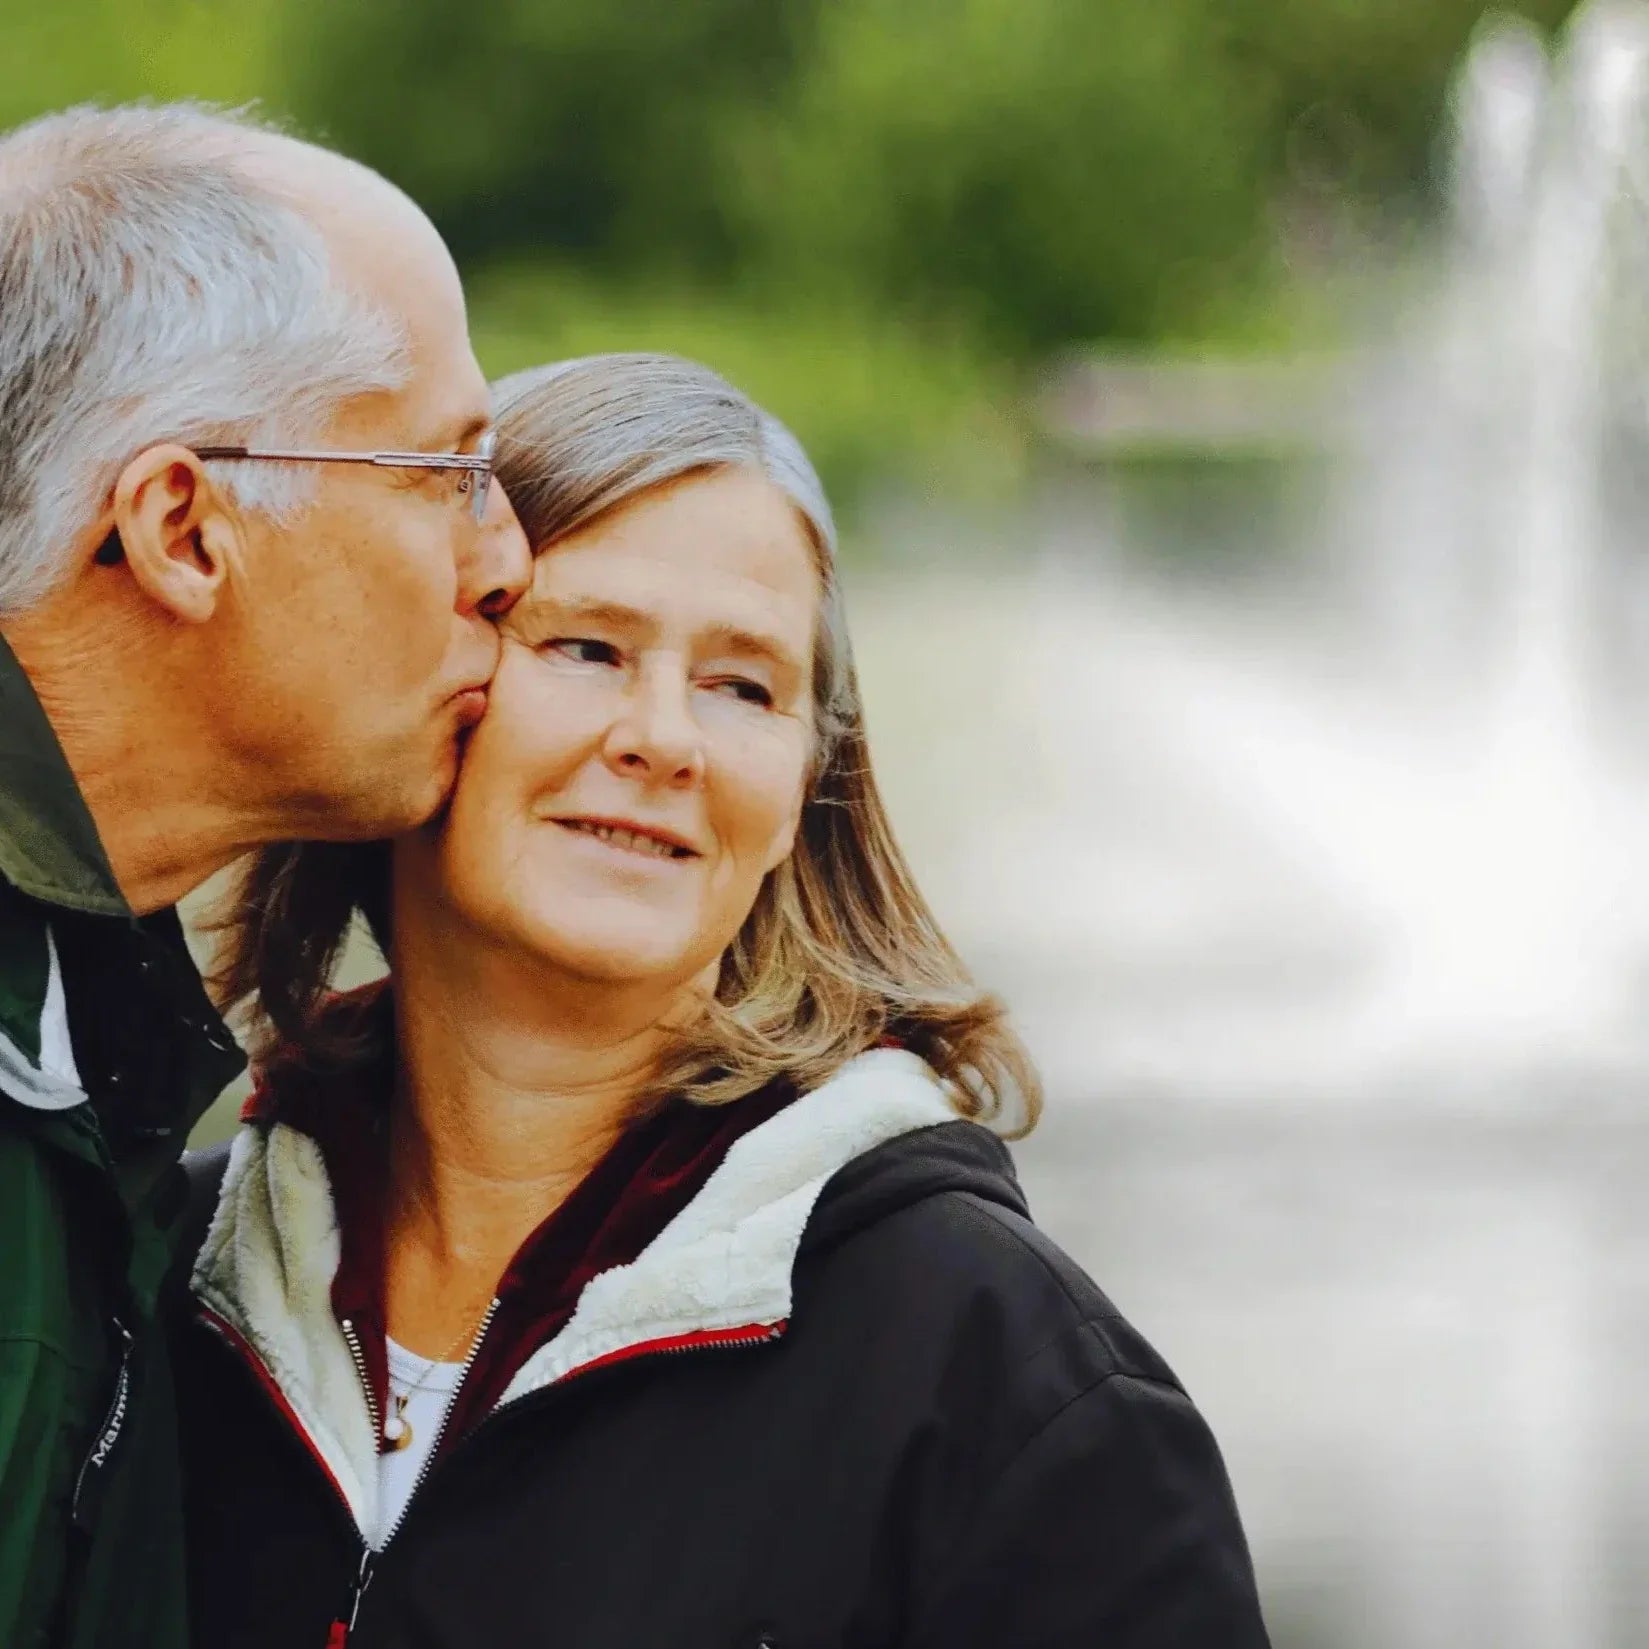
409, 464, 817, 989
549, 815, 702, 863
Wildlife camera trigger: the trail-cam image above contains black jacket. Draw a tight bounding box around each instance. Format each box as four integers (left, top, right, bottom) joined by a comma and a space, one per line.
174, 1052, 1269, 1649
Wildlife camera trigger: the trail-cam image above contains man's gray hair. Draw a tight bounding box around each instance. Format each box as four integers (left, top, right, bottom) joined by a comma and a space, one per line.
492, 352, 850, 752
0, 102, 410, 614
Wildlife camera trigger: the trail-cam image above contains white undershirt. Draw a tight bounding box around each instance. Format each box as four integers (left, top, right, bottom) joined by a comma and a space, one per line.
372, 1337, 465, 1549
2, 928, 87, 1111
37, 928, 82, 1089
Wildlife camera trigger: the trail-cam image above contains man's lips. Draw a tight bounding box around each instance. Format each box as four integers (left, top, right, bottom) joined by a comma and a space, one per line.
450, 686, 490, 729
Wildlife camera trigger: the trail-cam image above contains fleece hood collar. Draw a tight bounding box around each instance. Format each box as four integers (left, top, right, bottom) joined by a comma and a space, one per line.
190, 1048, 991, 1536
799, 1105, 1028, 1256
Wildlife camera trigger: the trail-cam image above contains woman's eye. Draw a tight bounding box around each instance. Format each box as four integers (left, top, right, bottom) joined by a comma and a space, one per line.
706, 677, 774, 707
544, 637, 621, 666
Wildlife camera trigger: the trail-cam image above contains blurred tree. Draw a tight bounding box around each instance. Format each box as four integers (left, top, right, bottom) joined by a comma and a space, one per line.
1218, 0, 1580, 205
274, 0, 1583, 353
731, 0, 1276, 350
0, 0, 1590, 491
277, 0, 819, 276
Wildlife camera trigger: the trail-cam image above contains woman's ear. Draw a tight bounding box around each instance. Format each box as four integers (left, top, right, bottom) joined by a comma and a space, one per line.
106, 442, 238, 624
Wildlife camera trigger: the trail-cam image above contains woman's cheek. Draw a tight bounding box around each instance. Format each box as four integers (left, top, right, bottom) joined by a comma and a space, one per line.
716, 734, 809, 860
491, 658, 607, 772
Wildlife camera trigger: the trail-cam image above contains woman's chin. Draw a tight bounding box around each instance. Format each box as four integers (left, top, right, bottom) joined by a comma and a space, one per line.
500, 921, 703, 991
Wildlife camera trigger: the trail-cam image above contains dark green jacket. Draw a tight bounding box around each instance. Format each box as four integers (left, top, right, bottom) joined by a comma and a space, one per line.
0, 634, 245, 1649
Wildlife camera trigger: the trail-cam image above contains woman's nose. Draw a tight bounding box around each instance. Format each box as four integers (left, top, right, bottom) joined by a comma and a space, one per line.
463, 480, 533, 621
603, 667, 704, 787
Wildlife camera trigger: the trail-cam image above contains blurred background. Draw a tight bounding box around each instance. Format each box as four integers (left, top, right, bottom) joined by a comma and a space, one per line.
13, 1, 1649, 1643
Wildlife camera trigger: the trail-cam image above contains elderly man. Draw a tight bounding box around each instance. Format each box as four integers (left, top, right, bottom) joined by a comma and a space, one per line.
0, 104, 531, 1648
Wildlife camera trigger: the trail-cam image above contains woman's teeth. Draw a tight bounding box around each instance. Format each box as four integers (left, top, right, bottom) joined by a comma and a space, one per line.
560, 820, 690, 859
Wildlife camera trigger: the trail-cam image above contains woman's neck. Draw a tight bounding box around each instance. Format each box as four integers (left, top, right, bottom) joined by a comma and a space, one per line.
382, 929, 686, 1351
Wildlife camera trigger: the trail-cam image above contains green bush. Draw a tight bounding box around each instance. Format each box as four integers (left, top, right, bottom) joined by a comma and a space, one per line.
734, 0, 1276, 351
279, 0, 819, 276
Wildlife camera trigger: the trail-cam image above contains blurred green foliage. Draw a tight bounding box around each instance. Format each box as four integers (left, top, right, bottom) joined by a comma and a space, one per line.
0, 0, 1583, 496
469, 264, 1024, 507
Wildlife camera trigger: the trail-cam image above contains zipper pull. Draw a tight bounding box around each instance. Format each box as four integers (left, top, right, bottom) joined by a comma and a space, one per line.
327, 1546, 374, 1647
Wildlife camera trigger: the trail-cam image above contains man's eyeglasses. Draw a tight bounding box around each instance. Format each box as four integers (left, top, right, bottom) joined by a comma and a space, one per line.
194, 429, 498, 523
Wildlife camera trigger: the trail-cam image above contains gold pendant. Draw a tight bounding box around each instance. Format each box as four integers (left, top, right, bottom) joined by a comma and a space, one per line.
384, 1397, 413, 1452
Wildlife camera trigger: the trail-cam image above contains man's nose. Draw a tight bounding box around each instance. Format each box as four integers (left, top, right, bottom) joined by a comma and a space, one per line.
462, 480, 532, 620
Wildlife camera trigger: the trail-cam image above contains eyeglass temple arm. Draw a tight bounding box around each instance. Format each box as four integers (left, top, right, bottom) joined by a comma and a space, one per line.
193, 446, 488, 470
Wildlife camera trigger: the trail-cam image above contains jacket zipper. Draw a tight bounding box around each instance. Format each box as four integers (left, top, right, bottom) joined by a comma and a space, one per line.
531, 1321, 786, 1390
334, 1298, 501, 1641
217, 1305, 782, 1645
70, 1317, 134, 1530
338, 1316, 383, 1442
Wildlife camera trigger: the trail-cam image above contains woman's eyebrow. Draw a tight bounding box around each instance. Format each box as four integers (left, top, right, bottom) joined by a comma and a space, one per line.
506, 595, 655, 645
538, 596, 655, 631
698, 621, 804, 673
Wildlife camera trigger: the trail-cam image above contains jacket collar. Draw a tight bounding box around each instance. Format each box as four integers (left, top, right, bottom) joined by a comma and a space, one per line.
0, 633, 128, 1113
191, 1048, 960, 1536
230, 985, 806, 1455
0, 630, 128, 917
0, 635, 245, 1157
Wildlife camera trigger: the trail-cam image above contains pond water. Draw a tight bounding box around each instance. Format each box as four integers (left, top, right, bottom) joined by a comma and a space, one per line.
837, 10, 1649, 1640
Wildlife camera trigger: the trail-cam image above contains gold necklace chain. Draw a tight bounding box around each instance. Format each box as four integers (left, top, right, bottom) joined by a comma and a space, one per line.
383, 1300, 493, 1452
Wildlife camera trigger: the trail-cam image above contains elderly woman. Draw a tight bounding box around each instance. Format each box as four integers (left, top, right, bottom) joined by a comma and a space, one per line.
172, 354, 1270, 1648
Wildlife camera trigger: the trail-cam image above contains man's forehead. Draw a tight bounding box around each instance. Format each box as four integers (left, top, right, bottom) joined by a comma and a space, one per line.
262, 140, 469, 364
249, 133, 488, 452
245, 137, 439, 265
332, 350, 489, 446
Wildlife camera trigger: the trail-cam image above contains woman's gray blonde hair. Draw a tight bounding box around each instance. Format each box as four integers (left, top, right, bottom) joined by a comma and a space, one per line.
492, 353, 851, 769
210, 352, 1041, 1134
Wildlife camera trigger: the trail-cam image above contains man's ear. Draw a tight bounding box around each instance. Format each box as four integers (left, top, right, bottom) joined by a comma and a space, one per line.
105, 443, 239, 624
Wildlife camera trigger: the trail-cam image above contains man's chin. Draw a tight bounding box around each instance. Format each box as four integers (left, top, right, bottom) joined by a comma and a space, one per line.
317, 715, 477, 840
361, 741, 464, 841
